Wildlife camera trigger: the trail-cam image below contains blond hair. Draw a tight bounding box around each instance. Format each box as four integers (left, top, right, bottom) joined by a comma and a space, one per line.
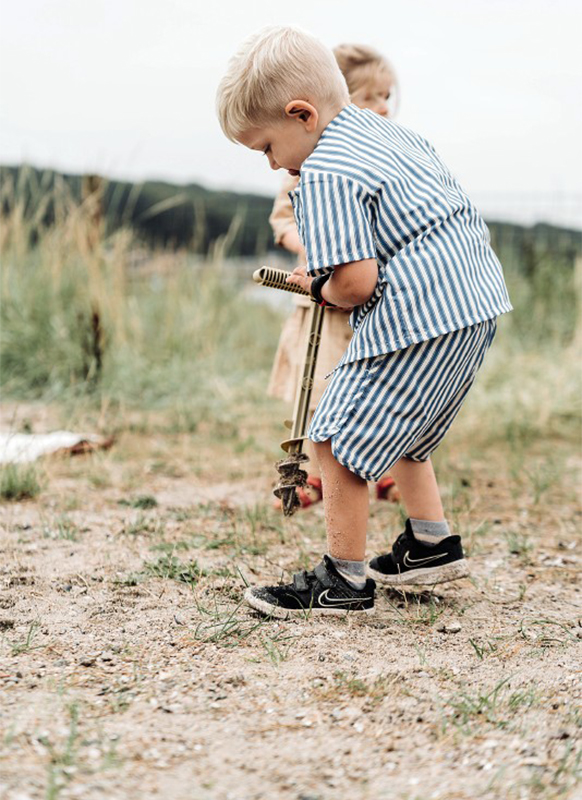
333, 43, 399, 112
216, 26, 350, 142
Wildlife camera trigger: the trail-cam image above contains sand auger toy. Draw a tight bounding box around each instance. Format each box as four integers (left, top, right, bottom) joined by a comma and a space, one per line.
253, 266, 325, 516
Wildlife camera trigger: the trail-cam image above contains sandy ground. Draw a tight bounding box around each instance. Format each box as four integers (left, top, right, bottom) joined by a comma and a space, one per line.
0, 403, 580, 800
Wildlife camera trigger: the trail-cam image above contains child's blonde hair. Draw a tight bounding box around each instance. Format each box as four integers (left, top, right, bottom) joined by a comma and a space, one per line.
333, 43, 399, 112
216, 26, 350, 142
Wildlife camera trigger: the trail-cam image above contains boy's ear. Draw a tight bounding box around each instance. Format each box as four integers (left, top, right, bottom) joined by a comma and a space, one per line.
284, 101, 318, 131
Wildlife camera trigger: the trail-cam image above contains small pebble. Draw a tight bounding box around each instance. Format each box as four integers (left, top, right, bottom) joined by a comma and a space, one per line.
437, 622, 461, 634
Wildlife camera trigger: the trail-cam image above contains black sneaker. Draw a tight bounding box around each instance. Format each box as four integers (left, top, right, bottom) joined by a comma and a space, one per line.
368, 520, 469, 587
244, 556, 375, 620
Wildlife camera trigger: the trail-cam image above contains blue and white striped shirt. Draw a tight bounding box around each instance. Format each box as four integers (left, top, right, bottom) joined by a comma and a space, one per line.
289, 104, 512, 365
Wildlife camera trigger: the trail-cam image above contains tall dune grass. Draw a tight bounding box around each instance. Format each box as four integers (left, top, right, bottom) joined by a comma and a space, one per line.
0, 176, 580, 450
0, 177, 282, 416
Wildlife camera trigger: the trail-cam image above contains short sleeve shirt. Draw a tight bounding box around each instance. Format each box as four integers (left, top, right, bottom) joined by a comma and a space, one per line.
289, 105, 512, 366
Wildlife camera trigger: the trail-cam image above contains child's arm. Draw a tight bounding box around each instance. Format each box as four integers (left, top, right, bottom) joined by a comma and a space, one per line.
279, 228, 304, 256
287, 260, 378, 308
269, 175, 304, 256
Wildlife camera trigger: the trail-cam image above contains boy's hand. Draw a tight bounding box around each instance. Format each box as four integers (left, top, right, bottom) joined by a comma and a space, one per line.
286, 266, 313, 294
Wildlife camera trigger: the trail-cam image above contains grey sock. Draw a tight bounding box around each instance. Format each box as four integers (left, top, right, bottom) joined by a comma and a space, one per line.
410, 518, 451, 547
328, 555, 367, 590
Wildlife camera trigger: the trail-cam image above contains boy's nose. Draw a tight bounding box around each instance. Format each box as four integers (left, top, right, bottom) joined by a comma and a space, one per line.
267, 153, 280, 170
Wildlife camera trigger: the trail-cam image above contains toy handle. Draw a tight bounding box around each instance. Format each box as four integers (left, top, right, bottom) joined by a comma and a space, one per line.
252, 266, 311, 297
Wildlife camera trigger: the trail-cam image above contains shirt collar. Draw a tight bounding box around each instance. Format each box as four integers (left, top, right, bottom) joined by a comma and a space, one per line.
319, 103, 360, 141
300, 104, 360, 172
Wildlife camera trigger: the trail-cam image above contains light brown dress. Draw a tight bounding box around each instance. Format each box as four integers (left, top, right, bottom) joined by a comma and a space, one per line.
267, 175, 353, 413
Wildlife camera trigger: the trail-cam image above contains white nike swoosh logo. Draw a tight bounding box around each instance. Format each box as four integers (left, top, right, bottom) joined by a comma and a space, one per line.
317, 589, 368, 607
403, 550, 448, 568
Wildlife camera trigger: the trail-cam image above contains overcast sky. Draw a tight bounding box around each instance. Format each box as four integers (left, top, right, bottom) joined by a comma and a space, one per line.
1, 0, 581, 226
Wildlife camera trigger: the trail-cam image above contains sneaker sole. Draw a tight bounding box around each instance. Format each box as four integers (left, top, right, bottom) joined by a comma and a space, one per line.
368, 558, 469, 587
244, 588, 375, 620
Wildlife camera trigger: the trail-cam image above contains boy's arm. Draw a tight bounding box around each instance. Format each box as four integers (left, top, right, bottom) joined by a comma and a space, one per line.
287, 259, 378, 308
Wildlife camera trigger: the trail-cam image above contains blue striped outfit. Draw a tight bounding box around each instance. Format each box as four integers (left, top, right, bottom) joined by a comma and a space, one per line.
289, 104, 512, 480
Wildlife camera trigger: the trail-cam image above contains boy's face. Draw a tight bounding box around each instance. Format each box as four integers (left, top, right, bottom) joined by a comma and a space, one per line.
238, 101, 328, 176
351, 69, 394, 117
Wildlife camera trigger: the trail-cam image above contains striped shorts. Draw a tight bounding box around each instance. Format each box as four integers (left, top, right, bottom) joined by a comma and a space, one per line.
309, 319, 497, 482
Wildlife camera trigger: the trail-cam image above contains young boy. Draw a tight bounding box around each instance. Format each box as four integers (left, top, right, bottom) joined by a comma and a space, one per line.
216, 26, 512, 618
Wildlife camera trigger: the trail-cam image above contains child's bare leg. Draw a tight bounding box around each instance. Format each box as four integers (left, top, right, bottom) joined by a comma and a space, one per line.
387, 456, 451, 547
368, 455, 467, 585
387, 457, 444, 520
304, 439, 321, 479
313, 439, 368, 560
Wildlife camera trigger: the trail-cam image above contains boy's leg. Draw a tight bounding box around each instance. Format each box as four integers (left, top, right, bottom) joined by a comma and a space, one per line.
388, 457, 452, 547
243, 439, 374, 618
313, 439, 369, 589
387, 457, 444, 521
314, 439, 368, 560
368, 456, 467, 587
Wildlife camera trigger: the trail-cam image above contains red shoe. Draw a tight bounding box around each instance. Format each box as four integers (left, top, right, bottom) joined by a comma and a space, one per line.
376, 475, 400, 503
273, 475, 323, 511
296, 475, 323, 508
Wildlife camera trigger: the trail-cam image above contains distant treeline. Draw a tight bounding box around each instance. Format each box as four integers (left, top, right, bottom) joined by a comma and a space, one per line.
1, 164, 581, 266
0, 164, 275, 256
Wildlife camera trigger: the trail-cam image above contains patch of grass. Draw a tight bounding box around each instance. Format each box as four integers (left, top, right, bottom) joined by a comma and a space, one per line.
468, 637, 499, 661
524, 460, 561, 504
191, 598, 266, 647
458, 519, 493, 557
169, 507, 195, 521
149, 539, 192, 553
43, 703, 80, 800
317, 670, 398, 704
143, 553, 205, 586
203, 534, 237, 551
6, 620, 43, 656
505, 530, 534, 558
42, 514, 82, 541
121, 513, 165, 537
118, 494, 158, 509
0, 182, 283, 411
259, 630, 298, 666
113, 572, 144, 588
0, 463, 42, 501
230, 503, 287, 556
212, 564, 239, 579
518, 617, 578, 648
518, 741, 582, 798
85, 461, 112, 489
41, 702, 120, 797
439, 676, 542, 735
387, 590, 447, 628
